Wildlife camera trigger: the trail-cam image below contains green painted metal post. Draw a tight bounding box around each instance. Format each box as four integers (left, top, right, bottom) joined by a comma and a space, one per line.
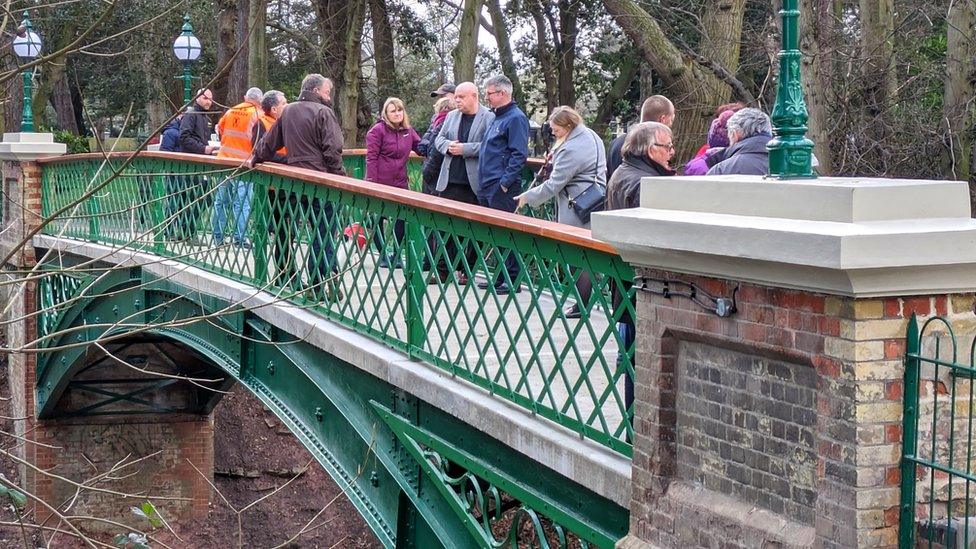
252, 179, 270, 283
405, 221, 426, 356
898, 314, 920, 549
767, 0, 816, 179
21, 70, 34, 133
182, 64, 192, 105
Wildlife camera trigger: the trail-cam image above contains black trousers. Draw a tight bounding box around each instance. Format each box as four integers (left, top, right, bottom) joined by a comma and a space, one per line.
477, 184, 521, 285
435, 183, 479, 276
268, 189, 337, 293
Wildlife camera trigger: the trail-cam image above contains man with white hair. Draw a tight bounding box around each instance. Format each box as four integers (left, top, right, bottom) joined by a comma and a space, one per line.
214, 86, 263, 247
706, 108, 772, 176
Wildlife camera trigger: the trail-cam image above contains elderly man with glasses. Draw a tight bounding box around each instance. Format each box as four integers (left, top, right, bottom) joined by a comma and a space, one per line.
706, 108, 773, 176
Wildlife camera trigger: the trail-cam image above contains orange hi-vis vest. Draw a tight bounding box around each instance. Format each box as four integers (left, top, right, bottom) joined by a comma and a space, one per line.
216, 102, 259, 160
259, 113, 287, 157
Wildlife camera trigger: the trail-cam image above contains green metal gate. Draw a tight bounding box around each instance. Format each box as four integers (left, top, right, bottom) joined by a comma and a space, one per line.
900, 314, 976, 549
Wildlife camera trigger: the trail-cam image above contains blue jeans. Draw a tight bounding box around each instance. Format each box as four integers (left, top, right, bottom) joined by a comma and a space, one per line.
212, 179, 253, 243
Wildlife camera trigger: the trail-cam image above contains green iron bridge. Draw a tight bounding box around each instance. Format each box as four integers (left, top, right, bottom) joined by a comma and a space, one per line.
28, 150, 635, 547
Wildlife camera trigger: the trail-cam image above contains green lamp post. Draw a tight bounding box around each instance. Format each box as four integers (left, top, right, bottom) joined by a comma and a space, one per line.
172, 13, 202, 104
767, 0, 816, 179
12, 12, 42, 133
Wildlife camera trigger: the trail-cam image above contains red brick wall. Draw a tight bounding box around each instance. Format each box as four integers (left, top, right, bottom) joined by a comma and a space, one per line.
628, 267, 971, 549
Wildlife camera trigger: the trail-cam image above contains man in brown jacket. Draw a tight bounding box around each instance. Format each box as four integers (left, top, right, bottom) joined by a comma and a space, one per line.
252, 73, 345, 301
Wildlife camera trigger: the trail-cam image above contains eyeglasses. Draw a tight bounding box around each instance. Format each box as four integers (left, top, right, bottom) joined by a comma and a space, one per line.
652, 142, 675, 151
485, 90, 502, 97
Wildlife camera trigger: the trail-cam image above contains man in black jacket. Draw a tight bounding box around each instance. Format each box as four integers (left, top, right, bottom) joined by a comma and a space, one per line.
252, 74, 344, 302
174, 89, 215, 244
606, 95, 674, 181
606, 121, 676, 418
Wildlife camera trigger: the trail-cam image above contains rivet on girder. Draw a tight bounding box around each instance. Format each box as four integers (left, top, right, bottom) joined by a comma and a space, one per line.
370, 471, 379, 487
133, 299, 140, 307
267, 361, 275, 375
315, 407, 323, 422
112, 305, 119, 315
60, 357, 66, 364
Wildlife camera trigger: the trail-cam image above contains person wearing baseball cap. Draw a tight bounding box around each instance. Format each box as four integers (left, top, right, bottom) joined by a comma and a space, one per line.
430, 83, 456, 98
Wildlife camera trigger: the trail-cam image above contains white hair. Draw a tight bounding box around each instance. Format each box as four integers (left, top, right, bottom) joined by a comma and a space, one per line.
245, 87, 263, 102
727, 108, 772, 140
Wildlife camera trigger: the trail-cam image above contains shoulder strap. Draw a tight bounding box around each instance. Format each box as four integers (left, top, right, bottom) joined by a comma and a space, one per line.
564, 130, 606, 201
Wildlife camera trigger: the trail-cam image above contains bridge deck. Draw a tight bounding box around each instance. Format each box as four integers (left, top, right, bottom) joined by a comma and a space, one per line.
120, 235, 624, 435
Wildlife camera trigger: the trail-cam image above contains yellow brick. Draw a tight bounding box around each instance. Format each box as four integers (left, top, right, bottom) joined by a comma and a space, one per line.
826, 296, 853, 318
854, 299, 884, 320
855, 486, 899, 510
855, 402, 902, 424
840, 319, 857, 340
825, 337, 854, 360
857, 424, 886, 445
856, 466, 886, 488
855, 381, 885, 402
951, 294, 975, 315
854, 340, 886, 361
855, 318, 909, 341
856, 509, 885, 529
854, 360, 904, 381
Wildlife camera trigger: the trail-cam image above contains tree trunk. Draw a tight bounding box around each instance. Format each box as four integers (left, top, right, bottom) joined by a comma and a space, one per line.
858, 0, 896, 172
31, 56, 66, 130
247, 0, 269, 91
528, 0, 557, 114
485, 0, 522, 102
228, 0, 251, 103
591, 56, 640, 138
214, 0, 239, 104
369, 0, 397, 101
556, 0, 578, 106
340, 0, 366, 147
313, 0, 350, 125
602, 0, 744, 161
452, 0, 484, 82
799, 0, 834, 174
859, 0, 897, 112
943, 0, 976, 195
52, 74, 79, 134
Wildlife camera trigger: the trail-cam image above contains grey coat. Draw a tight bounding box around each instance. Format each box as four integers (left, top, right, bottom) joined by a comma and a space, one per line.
706, 134, 772, 176
520, 124, 606, 228
434, 105, 495, 193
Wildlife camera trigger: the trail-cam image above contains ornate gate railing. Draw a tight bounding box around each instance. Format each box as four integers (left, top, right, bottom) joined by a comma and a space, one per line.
900, 314, 976, 548
36, 151, 636, 456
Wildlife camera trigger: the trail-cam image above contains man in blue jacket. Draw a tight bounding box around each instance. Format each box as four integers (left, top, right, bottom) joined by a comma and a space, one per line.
477, 75, 529, 294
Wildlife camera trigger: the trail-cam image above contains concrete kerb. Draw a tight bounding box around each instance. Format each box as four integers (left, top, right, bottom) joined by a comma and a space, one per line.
32, 234, 632, 506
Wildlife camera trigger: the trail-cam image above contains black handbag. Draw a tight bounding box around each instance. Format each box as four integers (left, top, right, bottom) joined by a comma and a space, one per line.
566, 132, 606, 224
568, 182, 606, 224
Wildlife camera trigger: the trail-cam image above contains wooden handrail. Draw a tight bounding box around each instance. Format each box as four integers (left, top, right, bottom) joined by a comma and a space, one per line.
36, 151, 615, 255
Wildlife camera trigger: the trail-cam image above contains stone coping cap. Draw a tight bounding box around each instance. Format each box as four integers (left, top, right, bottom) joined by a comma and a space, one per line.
594, 175, 976, 297
0, 132, 66, 161
643, 175, 970, 222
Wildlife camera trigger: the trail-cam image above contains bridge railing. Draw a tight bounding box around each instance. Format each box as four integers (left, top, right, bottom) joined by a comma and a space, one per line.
37, 151, 635, 455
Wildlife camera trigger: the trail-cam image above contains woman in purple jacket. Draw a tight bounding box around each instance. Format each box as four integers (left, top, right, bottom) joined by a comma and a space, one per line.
366, 97, 421, 268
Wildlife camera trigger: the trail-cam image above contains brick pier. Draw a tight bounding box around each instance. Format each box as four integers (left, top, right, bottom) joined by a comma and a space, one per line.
594, 175, 976, 548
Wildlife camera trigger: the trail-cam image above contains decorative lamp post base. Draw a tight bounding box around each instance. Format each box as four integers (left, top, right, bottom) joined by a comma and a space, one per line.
0, 132, 66, 161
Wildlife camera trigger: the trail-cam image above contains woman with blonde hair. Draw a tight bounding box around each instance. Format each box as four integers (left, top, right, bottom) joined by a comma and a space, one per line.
366, 97, 421, 267
516, 105, 606, 318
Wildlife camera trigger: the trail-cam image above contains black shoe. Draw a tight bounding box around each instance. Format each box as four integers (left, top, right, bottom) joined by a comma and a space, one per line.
564, 304, 581, 319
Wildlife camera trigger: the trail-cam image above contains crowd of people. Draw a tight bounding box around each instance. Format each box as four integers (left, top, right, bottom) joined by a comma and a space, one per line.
157, 71, 778, 305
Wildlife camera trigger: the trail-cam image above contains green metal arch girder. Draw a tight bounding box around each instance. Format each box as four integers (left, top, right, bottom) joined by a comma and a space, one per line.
34, 271, 245, 418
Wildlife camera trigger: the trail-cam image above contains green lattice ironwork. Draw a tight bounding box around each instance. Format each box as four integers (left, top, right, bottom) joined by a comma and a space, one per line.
899, 315, 976, 548
38, 152, 636, 455
33, 265, 629, 548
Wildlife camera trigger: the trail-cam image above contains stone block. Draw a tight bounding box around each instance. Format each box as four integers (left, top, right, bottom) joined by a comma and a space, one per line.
854, 300, 884, 320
